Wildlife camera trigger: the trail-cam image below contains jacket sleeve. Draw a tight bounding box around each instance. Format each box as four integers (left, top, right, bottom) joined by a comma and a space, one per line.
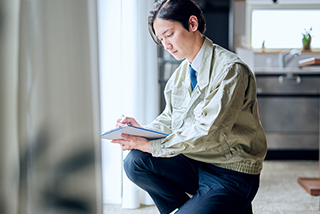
149, 63, 251, 157
143, 72, 175, 135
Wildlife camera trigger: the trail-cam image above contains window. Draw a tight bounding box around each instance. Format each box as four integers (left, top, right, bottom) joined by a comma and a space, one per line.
247, 1, 320, 50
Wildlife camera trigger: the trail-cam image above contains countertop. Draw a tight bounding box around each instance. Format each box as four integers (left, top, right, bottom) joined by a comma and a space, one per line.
254, 66, 320, 75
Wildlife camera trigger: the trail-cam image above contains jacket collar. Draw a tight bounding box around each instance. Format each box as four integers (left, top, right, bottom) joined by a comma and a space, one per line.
196, 37, 213, 91
183, 37, 214, 94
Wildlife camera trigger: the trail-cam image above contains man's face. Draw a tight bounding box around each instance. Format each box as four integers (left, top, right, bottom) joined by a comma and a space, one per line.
153, 18, 197, 62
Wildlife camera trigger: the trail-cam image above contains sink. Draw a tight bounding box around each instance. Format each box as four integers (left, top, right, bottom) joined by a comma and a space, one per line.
236, 48, 320, 74
252, 52, 320, 74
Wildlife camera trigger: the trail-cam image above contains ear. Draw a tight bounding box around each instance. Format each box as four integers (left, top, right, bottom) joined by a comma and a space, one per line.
188, 15, 199, 32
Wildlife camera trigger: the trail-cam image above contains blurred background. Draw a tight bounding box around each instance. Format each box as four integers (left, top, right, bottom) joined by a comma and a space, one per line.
0, 0, 102, 213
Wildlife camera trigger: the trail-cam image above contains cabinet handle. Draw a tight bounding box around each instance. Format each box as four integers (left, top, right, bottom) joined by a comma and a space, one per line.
278, 74, 301, 85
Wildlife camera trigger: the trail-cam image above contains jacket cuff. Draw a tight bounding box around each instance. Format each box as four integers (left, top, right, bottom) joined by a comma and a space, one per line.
149, 139, 164, 157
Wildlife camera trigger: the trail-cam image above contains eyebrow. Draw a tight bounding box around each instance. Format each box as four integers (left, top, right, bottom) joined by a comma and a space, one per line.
161, 29, 170, 36
156, 28, 173, 38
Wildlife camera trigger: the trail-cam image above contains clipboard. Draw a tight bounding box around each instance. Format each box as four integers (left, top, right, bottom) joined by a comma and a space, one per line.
101, 126, 168, 140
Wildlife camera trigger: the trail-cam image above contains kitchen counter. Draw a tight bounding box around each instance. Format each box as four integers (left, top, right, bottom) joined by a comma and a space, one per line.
254, 66, 320, 75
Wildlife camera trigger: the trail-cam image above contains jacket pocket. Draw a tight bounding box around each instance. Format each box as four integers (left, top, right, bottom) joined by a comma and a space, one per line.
171, 93, 186, 131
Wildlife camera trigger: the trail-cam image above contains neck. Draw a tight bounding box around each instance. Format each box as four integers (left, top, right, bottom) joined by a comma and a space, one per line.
187, 33, 204, 63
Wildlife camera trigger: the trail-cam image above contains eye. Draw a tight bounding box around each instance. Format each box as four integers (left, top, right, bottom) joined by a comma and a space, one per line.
167, 33, 173, 38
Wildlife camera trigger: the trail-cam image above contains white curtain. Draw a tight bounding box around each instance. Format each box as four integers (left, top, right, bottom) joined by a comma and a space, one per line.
98, 0, 159, 209
0, 0, 102, 213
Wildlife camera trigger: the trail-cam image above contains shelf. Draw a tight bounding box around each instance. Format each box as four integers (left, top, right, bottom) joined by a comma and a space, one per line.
298, 177, 320, 196
299, 57, 320, 67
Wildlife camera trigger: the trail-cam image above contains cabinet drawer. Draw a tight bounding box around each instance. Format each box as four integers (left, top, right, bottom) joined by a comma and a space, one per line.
256, 75, 320, 95
257, 97, 319, 132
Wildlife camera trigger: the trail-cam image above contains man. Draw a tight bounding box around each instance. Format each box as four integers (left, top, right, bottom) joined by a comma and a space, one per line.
112, 0, 267, 213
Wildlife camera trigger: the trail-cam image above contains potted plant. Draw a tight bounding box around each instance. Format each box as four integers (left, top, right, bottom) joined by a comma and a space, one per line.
302, 27, 312, 51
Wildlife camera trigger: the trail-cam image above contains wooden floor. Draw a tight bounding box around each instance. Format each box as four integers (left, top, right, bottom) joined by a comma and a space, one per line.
104, 161, 320, 214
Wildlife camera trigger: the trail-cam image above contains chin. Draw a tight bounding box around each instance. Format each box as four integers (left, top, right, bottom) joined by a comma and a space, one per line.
172, 55, 184, 61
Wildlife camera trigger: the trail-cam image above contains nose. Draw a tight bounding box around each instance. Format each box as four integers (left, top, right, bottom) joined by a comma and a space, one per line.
163, 40, 172, 50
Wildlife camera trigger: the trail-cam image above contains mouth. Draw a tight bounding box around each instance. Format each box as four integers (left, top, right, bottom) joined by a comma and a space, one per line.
170, 50, 177, 54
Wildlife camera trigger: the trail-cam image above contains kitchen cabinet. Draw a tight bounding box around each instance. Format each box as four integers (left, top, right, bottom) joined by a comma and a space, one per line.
255, 72, 320, 159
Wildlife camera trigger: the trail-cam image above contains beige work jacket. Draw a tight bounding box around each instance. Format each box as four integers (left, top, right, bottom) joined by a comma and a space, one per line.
146, 38, 267, 175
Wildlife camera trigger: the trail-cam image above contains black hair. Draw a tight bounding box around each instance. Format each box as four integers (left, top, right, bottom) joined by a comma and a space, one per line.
148, 0, 206, 45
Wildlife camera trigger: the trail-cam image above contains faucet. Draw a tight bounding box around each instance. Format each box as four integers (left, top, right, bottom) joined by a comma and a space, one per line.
278, 49, 301, 68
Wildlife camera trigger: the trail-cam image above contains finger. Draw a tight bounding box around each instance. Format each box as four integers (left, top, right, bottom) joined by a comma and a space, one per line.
121, 134, 144, 143
124, 117, 140, 127
121, 134, 134, 141
116, 123, 125, 128
112, 140, 130, 150
120, 143, 131, 151
111, 139, 129, 144
117, 117, 128, 125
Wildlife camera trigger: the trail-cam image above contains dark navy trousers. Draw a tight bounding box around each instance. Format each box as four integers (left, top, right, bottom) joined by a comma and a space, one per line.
124, 150, 260, 214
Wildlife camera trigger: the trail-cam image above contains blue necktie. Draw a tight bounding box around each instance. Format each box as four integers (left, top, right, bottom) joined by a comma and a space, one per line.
190, 65, 197, 90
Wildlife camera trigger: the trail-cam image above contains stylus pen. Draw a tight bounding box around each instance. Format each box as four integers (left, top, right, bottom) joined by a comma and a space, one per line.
121, 114, 131, 126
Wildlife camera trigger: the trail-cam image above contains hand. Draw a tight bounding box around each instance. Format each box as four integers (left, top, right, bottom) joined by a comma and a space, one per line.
111, 134, 151, 153
116, 116, 141, 128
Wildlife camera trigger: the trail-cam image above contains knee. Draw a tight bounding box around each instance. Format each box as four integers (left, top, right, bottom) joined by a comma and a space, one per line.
123, 150, 138, 179
123, 150, 151, 182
